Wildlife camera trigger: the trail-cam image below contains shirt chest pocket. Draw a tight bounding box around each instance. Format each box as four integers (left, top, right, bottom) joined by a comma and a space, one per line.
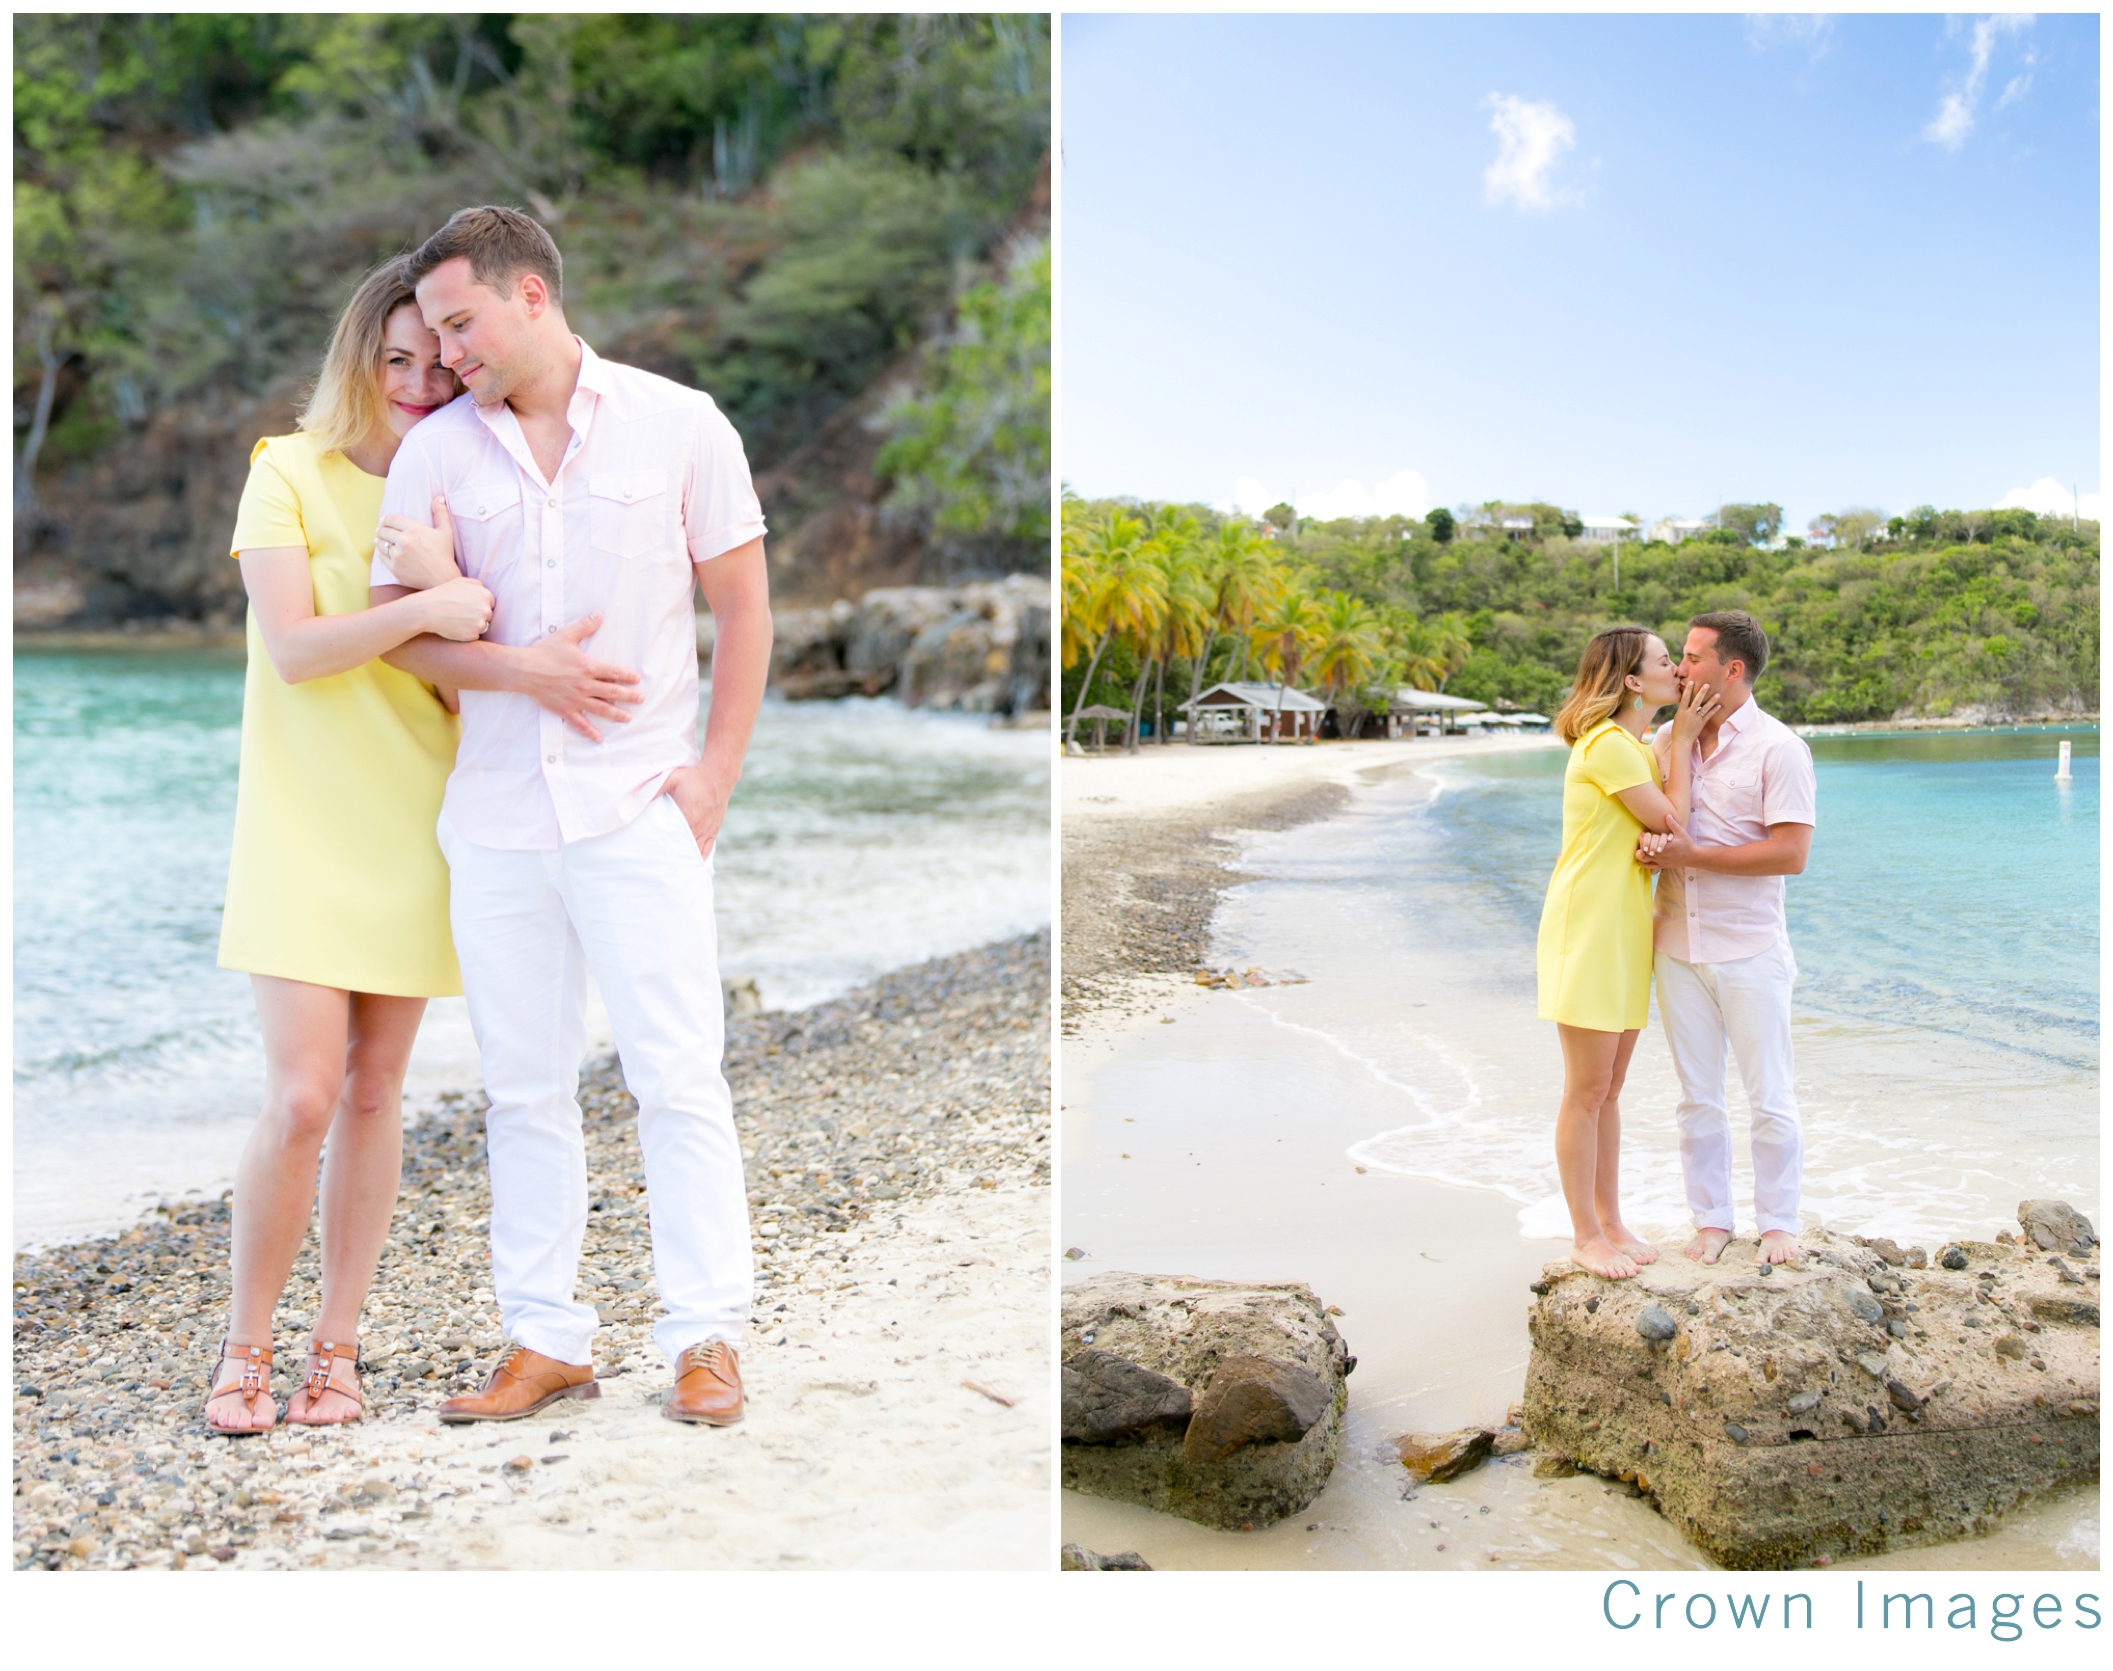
589, 470, 675, 561
1701, 766, 1758, 809
444, 477, 523, 578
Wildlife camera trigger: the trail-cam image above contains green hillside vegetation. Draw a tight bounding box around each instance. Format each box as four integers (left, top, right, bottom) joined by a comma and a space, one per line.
14, 14, 1049, 570
1062, 493, 2099, 744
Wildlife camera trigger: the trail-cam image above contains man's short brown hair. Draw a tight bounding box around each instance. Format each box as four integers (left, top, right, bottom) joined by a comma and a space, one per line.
1689, 609, 1769, 681
407, 205, 563, 304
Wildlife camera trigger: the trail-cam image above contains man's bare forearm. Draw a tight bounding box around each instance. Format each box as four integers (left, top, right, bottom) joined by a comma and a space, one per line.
698, 593, 771, 788
1676, 834, 1810, 876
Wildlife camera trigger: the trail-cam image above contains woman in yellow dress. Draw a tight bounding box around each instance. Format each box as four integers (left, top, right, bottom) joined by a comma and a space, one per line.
1536, 627, 1716, 1281
204, 261, 495, 1434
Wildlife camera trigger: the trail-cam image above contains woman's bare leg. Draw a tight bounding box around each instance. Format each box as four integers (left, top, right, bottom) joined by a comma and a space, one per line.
1555, 1023, 1638, 1280
209, 977, 351, 1430
289, 992, 427, 1420
1592, 1030, 1658, 1264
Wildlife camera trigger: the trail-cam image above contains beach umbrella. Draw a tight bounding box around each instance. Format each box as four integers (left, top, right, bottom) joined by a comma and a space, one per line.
1073, 704, 1131, 753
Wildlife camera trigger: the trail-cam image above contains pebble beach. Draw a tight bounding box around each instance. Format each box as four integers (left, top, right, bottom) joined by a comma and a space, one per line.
12, 933, 1051, 1571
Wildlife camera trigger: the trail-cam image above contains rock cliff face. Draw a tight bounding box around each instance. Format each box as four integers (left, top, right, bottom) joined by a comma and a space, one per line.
1060, 1272, 1354, 1531
710, 572, 1048, 713
1522, 1214, 2100, 1569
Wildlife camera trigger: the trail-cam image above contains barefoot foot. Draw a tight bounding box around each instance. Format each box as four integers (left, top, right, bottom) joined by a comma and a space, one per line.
1758, 1229, 1801, 1266
1603, 1223, 1660, 1265
1572, 1235, 1640, 1280
1683, 1226, 1733, 1264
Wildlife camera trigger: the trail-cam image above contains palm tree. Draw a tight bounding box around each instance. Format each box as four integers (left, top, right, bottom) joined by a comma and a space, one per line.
1134, 530, 1213, 748
1181, 521, 1281, 720
1062, 509, 1161, 750
1253, 581, 1325, 743
1424, 612, 1475, 691
1310, 590, 1383, 731
1216, 526, 1282, 687
1381, 607, 1448, 693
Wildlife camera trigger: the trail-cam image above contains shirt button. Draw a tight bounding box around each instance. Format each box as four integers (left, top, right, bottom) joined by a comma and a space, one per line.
548, 496, 558, 508
546, 755, 556, 764
476, 504, 487, 515
622, 486, 634, 500
546, 559, 556, 568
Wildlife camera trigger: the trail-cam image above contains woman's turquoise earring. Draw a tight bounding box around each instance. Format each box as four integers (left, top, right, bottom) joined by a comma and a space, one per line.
1633, 694, 1645, 710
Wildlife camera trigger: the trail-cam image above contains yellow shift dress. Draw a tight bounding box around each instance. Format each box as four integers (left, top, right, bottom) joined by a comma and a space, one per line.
217, 432, 462, 996
1536, 719, 1659, 1031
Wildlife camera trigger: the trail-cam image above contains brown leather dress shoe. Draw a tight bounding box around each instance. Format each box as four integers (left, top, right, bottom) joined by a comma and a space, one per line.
437, 1345, 599, 1424
663, 1340, 744, 1426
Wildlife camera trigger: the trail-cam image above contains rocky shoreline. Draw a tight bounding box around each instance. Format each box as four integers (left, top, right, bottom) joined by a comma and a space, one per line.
16, 575, 1053, 720
1059, 775, 1349, 1028
11, 932, 1049, 1572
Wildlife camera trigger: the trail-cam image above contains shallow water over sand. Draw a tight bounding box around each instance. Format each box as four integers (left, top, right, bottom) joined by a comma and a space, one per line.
1218, 730, 2099, 1247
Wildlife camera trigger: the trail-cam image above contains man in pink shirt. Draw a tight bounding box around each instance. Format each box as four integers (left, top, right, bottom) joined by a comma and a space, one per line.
1640, 611, 1817, 1268
369, 207, 771, 1426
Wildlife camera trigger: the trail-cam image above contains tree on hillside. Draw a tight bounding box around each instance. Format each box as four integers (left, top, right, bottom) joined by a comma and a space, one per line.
1426, 507, 1455, 544
1716, 502, 1784, 545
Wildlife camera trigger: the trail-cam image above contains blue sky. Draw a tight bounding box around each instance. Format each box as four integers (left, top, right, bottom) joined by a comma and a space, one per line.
1059, 12, 2101, 534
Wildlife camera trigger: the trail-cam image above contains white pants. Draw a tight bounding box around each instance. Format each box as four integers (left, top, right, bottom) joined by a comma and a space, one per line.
439, 797, 751, 1368
1654, 940, 1803, 1236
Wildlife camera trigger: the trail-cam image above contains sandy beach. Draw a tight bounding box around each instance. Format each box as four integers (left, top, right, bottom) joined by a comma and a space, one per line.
1058, 740, 2098, 1571
13, 936, 1050, 1572
1060, 735, 1554, 1025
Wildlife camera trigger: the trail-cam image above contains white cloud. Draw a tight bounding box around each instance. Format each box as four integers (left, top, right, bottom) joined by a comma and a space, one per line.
1482, 94, 1576, 212
1230, 470, 1434, 523
1744, 14, 1837, 60
1993, 69, 2033, 113
1997, 477, 2101, 521
1924, 15, 2034, 151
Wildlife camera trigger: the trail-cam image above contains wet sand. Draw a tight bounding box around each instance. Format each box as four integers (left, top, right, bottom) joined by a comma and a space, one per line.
1057, 749, 2099, 1571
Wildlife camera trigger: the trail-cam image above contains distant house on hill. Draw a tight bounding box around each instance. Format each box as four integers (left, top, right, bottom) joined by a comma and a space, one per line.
1178, 681, 1327, 744
1577, 516, 1638, 545
1648, 518, 1712, 543
1385, 689, 1489, 739
1499, 516, 1536, 537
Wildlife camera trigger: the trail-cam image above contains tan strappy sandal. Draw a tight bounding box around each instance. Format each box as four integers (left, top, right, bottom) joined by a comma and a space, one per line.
204, 1339, 278, 1436
284, 1338, 364, 1427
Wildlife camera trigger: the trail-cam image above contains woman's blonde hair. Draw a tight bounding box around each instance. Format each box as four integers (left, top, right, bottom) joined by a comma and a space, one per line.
1553, 626, 1656, 744
297, 259, 423, 456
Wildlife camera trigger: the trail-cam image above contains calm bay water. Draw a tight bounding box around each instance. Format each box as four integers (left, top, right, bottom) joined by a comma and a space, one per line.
13, 649, 1049, 1246
1213, 728, 2099, 1247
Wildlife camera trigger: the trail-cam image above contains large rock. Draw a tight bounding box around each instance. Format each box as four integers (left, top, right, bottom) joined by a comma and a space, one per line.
1061, 1273, 1354, 1531
2020, 1200, 2098, 1258
701, 574, 1049, 712
1522, 1216, 2100, 1570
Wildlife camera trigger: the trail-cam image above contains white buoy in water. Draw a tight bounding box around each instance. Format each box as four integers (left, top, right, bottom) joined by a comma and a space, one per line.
2055, 740, 2072, 780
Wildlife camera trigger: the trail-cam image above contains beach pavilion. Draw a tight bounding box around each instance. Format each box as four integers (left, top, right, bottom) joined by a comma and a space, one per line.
1177, 681, 1328, 743
1385, 689, 1490, 738
1069, 703, 1134, 753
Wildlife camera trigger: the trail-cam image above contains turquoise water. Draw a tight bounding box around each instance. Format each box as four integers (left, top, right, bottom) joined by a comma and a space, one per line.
1211, 728, 2099, 1246
1415, 730, 2099, 1072
13, 649, 1049, 1245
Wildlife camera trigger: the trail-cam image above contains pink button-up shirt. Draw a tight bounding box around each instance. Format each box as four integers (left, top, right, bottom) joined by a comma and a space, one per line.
1650, 698, 1817, 964
374, 341, 766, 850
